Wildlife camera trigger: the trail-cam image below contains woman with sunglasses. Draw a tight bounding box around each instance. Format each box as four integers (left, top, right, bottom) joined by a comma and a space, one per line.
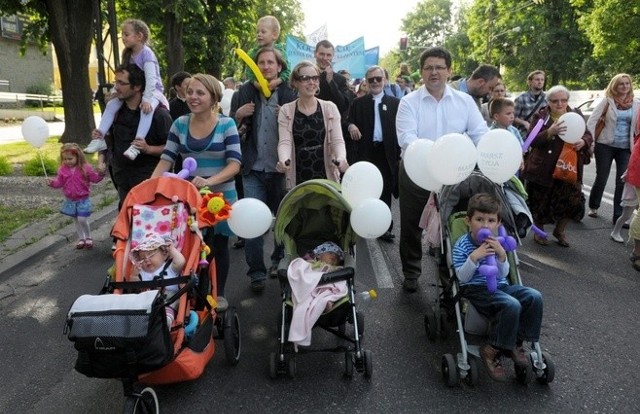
521, 85, 593, 247
276, 60, 349, 189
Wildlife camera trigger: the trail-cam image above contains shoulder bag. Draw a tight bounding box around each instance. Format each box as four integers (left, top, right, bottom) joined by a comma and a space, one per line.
594, 101, 609, 141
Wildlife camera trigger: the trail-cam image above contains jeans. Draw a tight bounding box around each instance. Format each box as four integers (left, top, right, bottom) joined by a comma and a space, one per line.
461, 284, 543, 350
242, 170, 285, 281
589, 143, 630, 221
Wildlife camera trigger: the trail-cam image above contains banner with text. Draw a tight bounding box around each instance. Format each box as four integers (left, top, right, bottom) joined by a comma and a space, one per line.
285, 35, 370, 79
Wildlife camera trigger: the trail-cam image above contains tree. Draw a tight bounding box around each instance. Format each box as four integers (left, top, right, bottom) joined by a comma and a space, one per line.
0, 0, 97, 144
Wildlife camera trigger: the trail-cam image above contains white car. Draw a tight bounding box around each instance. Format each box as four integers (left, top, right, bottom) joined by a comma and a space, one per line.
576, 97, 604, 123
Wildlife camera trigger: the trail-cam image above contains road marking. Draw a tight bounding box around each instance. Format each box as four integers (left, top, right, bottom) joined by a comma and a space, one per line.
366, 239, 394, 288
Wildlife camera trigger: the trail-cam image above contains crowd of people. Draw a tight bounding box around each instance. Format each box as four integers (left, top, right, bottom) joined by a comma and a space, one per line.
62, 14, 640, 383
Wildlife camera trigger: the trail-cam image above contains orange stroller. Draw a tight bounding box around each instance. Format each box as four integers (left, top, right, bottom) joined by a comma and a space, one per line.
64, 176, 241, 413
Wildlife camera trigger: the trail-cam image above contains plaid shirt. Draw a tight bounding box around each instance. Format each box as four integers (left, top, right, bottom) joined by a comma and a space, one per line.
514, 90, 547, 133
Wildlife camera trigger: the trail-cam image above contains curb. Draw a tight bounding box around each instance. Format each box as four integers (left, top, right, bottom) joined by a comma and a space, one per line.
0, 201, 118, 279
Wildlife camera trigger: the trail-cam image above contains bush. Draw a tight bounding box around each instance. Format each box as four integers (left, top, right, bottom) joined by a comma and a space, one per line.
26, 82, 53, 107
0, 156, 12, 176
23, 156, 58, 176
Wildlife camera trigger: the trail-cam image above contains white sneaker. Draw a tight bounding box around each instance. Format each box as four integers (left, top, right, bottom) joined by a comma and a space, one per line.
123, 145, 140, 160
84, 139, 107, 153
216, 296, 229, 312
610, 232, 624, 243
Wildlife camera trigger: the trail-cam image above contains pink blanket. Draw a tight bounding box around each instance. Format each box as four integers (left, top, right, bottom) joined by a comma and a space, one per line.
287, 258, 348, 346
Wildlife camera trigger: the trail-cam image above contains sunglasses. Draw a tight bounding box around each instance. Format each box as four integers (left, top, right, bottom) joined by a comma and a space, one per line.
367, 76, 384, 84
297, 75, 320, 83
130, 249, 160, 265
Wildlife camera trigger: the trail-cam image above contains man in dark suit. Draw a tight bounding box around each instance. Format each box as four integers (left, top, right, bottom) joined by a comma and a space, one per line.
314, 40, 357, 164
346, 65, 400, 242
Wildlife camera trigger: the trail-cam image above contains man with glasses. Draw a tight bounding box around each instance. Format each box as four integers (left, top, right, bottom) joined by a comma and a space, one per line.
98, 63, 172, 211
346, 65, 401, 243
231, 47, 297, 292
449, 64, 502, 109
514, 70, 547, 135
395, 46, 488, 293
314, 40, 356, 163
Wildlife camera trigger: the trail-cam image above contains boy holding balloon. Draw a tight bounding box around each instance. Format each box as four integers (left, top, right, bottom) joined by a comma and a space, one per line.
452, 192, 543, 382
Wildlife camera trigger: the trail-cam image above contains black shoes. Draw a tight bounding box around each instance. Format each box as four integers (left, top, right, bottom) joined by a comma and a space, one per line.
232, 238, 245, 249
378, 231, 395, 243
402, 278, 418, 293
251, 279, 266, 292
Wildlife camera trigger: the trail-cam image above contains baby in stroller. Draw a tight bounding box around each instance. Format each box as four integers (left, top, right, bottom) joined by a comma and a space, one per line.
130, 233, 186, 328
452, 192, 543, 382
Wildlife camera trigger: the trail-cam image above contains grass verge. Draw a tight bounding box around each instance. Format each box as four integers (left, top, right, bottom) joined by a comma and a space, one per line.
0, 205, 54, 243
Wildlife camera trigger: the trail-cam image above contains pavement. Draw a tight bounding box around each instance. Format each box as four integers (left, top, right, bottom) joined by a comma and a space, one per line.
0, 116, 118, 279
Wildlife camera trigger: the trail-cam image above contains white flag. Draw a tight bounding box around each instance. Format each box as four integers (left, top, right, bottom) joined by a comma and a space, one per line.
306, 24, 328, 46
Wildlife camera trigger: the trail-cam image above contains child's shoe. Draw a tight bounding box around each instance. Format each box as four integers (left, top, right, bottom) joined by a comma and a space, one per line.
511, 345, 529, 367
480, 344, 507, 382
84, 139, 107, 153
610, 231, 624, 243
124, 144, 140, 160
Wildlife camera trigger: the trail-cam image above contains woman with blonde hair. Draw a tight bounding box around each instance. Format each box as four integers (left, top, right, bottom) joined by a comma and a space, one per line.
152, 73, 241, 311
586, 74, 639, 225
276, 61, 348, 189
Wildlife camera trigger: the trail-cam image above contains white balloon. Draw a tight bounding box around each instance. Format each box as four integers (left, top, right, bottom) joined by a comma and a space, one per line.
227, 198, 273, 239
403, 139, 442, 191
426, 133, 477, 185
21, 116, 49, 148
477, 129, 523, 183
558, 112, 585, 144
341, 161, 383, 207
350, 198, 392, 239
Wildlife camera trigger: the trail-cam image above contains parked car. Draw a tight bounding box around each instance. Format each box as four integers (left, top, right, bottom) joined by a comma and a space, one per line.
576, 97, 604, 123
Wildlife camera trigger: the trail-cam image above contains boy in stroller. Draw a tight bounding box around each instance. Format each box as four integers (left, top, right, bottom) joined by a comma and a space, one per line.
130, 233, 186, 328
452, 193, 543, 382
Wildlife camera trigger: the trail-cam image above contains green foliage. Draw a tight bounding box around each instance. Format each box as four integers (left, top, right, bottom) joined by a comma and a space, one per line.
0, 156, 13, 176
25, 82, 54, 107
23, 156, 58, 177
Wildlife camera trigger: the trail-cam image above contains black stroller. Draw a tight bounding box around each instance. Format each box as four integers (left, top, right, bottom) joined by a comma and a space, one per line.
270, 179, 373, 379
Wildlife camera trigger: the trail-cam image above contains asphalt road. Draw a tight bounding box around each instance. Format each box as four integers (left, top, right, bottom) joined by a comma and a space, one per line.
1, 162, 639, 413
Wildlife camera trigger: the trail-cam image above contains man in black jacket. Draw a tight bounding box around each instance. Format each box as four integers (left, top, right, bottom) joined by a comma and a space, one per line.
346, 65, 400, 242
231, 47, 297, 292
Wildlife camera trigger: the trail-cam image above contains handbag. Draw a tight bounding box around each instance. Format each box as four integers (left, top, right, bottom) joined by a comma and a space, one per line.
552, 143, 578, 183
594, 102, 609, 141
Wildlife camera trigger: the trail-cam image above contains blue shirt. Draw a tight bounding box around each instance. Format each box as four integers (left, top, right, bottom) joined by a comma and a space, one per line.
452, 232, 510, 286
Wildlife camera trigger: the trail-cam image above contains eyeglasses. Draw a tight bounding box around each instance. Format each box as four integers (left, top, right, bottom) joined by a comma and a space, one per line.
367, 76, 384, 84
548, 98, 568, 104
115, 80, 131, 86
130, 250, 160, 265
422, 65, 448, 73
297, 75, 320, 83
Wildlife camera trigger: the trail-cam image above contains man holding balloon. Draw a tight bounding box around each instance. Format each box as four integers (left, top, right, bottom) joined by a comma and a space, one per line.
395, 46, 489, 293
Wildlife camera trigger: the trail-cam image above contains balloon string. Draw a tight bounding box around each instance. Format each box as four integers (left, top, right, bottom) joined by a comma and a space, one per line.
38, 150, 48, 179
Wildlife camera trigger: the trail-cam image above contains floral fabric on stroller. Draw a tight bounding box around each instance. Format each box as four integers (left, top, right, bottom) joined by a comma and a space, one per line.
271, 179, 372, 379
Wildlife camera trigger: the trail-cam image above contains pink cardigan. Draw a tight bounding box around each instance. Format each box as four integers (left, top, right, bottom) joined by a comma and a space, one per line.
277, 98, 347, 189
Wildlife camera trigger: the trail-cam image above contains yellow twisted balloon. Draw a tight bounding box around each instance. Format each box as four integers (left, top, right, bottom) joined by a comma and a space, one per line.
235, 48, 272, 98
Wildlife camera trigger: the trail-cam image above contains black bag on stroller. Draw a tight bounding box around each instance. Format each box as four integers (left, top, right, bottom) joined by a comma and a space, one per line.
64, 290, 173, 378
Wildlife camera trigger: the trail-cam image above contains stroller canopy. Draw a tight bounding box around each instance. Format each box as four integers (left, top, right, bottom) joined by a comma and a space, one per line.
274, 179, 357, 257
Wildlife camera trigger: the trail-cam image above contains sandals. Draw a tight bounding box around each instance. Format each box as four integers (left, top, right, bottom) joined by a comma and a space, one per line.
75, 239, 86, 249
84, 238, 94, 249
533, 234, 549, 246
552, 231, 570, 247
630, 255, 640, 272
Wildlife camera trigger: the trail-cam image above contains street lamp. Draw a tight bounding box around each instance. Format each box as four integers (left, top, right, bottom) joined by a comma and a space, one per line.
485, 26, 521, 61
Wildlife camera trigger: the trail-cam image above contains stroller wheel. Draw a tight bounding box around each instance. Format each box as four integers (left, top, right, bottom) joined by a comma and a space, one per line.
363, 350, 373, 379
123, 387, 159, 414
269, 352, 278, 379
223, 307, 241, 366
424, 308, 437, 341
515, 361, 534, 385
536, 352, 555, 384
464, 355, 479, 387
344, 351, 354, 378
441, 353, 458, 387
287, 355, 296, 379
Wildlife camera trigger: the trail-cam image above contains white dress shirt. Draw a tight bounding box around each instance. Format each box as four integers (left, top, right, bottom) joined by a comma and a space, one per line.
395, 84, 488, 156
372, 91, 384, 142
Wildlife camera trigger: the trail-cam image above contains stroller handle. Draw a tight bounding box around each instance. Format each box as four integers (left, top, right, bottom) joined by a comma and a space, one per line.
318, 267, 355, 285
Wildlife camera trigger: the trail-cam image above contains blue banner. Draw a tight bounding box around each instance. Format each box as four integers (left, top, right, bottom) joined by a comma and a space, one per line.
285, 35, 369, 79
